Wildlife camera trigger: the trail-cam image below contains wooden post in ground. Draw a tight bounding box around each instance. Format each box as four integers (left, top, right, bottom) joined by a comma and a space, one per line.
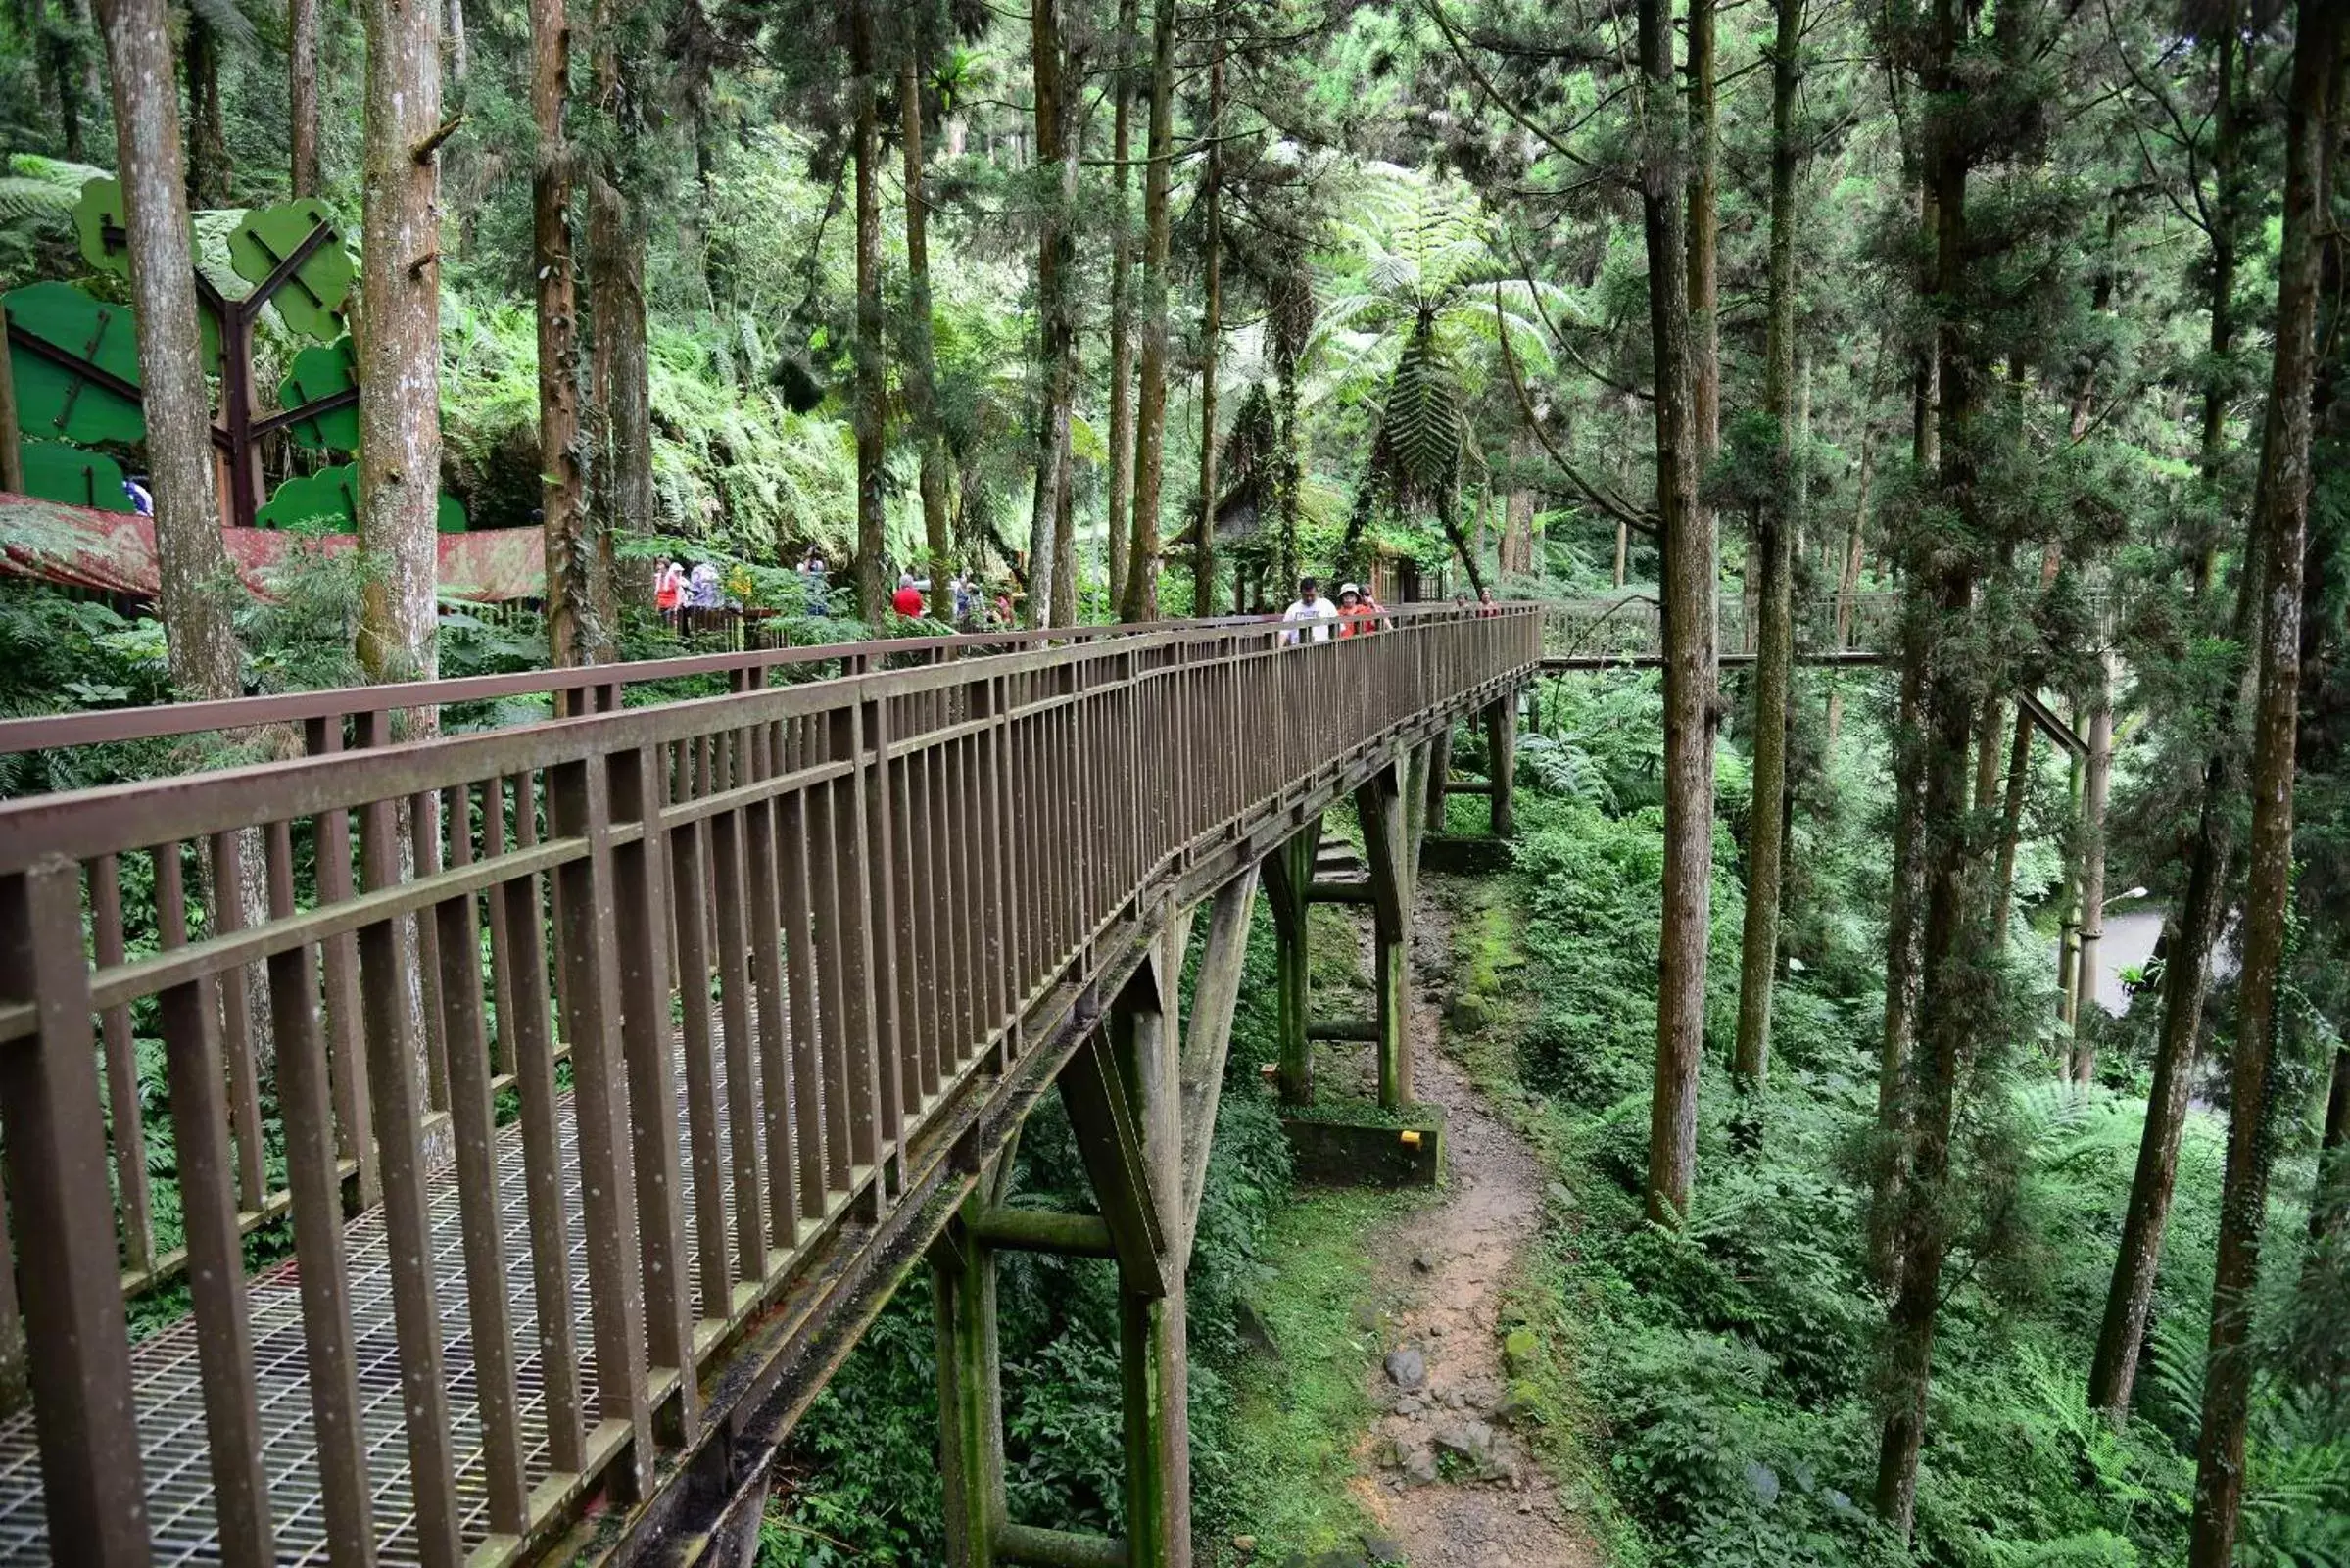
1355, 760, 1413, 1109
1484, 695, 1516, 837
1261, 817, 1319, 1105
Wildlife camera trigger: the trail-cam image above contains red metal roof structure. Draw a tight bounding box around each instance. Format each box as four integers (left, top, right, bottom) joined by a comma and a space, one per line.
0, 491, 543, 601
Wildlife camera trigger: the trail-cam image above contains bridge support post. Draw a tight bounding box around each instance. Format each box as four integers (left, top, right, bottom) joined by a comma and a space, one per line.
1106, 958, 1190, 1568
1261, 818, 1320, 1105
934, 1193, 1004, 1568
1355, 761, 1413, 1110
1483, 695, 1516, 837
1423, 722, 1453, 836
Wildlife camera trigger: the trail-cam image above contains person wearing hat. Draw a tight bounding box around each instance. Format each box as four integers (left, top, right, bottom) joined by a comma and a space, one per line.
1336, 582, 1377, 639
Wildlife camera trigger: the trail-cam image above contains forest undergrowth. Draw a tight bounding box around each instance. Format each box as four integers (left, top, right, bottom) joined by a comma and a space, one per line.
1468, 674, 2350, 1568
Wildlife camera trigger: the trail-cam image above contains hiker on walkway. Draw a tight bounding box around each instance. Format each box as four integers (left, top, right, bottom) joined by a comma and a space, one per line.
1477, 586, 1501, 618
797, 547, 829, 617
892, 572, 926, 618
655, 560, 686, 632
688, 560, 722, 636
1336, 582, 1378, 639
1281, 577, 1338, 645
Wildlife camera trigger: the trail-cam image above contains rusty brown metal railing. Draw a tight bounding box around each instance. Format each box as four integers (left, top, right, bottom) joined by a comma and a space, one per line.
0, 602, 1538, 1568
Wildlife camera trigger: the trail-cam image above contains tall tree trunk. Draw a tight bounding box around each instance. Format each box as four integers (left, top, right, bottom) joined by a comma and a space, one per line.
1119, 0, 1175, 623
185, 15, 228, 207
2069, 657, 2114, 1079
1824, 422, 1872, 749
446, 0, 467, 86
1639, 0, 1714, 1227
585, 0, 646, 660
2088, 633, 2243, 1414
903, 53, 951, 619
1191, 26, 1223, 616
2194, 15, 2242, 595
849, 2, 887, 622
534, 0, 588, 665
1027, 0, 1074, 626
356, 0, 445, 697
1103, 0, 1139, 611
1687, 0, 1719, 470
2187, 7, 2339, 1560
1911, 182, 1941, 471
2086, 54, 2261, 1407
94, 0, 243, 700
1732, 0, 1805, 1111
1875, 0, 1980, 1533
290, 0, 321, 196
1873, 173, 1945, 1289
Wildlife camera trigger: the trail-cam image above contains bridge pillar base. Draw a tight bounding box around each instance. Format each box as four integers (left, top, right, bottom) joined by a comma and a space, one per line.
934, 1194, 1004, 1568
1483, 696, 1516, 837
1262, 818, 1320, 1106
1354, 760, 1413, 1111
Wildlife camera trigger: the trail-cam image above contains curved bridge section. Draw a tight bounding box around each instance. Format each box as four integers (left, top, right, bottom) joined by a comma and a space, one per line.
0, 606, 1537, 1568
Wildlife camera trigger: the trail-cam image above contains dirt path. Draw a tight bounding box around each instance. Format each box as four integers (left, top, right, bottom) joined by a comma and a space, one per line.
1344, 879, 1600, 1568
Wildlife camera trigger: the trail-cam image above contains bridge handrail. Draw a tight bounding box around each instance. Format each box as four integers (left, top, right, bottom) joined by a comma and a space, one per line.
0, 602, 1540, 1566
0, 607, 1321, 765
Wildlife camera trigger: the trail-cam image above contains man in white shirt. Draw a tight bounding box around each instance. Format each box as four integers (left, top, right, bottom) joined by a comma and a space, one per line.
1280, 577, 1339, 645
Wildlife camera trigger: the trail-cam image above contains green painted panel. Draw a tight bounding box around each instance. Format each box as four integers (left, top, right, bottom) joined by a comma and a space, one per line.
257, 463, 468, 535
256, 463, 358, 531
18, 440, 131, 511
278, 336, 358, 451
229, 200, 353, 342
5, 282, 144, 445
72, 176, 127, 277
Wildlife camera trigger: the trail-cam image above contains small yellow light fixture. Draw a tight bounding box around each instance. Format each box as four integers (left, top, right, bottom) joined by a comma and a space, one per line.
1399, 1129, 1423, 1149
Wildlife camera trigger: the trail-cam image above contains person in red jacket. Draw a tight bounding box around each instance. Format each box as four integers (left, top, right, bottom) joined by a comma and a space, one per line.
1336, 582, 1377, 638
892, 573, 926, 618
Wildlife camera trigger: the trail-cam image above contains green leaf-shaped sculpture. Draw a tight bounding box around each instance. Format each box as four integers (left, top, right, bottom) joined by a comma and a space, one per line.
18, 439, 131, 511
5, 281, 144, 445
258, 464, 468, 534
71, 175, 127, 278
228, 200, 354, 342
278, 336, 359, 451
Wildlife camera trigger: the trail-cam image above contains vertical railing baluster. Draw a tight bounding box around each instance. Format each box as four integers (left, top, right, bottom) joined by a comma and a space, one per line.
88, 854, 156, 1273
305, 716, 377, 1212
503, 849, 586, 1474
262, 820, 375, 1568
409, 789, 451, 1116
809, 752, 856, 1186
777, 784, 829, 1217
205, 830, 268, 1211
710, 802, 769, 1280
605, 746, 696, 1431
667, 796, 734, 1320
741, 746, 799, 1256
0, 856, 151, 1567
547, 756, 655, 1497
354, 800, 461, 1568
851, 697, 900, 1186
428, 792, 530, 1536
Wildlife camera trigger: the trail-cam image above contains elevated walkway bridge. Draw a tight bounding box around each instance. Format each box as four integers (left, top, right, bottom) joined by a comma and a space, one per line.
0, 604, 1539, 1568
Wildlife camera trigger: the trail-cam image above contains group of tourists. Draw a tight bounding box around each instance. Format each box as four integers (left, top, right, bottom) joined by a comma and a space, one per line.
653, 558, 728, 634
1278, 577, 1385, 643
655, 551, 1499, 644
